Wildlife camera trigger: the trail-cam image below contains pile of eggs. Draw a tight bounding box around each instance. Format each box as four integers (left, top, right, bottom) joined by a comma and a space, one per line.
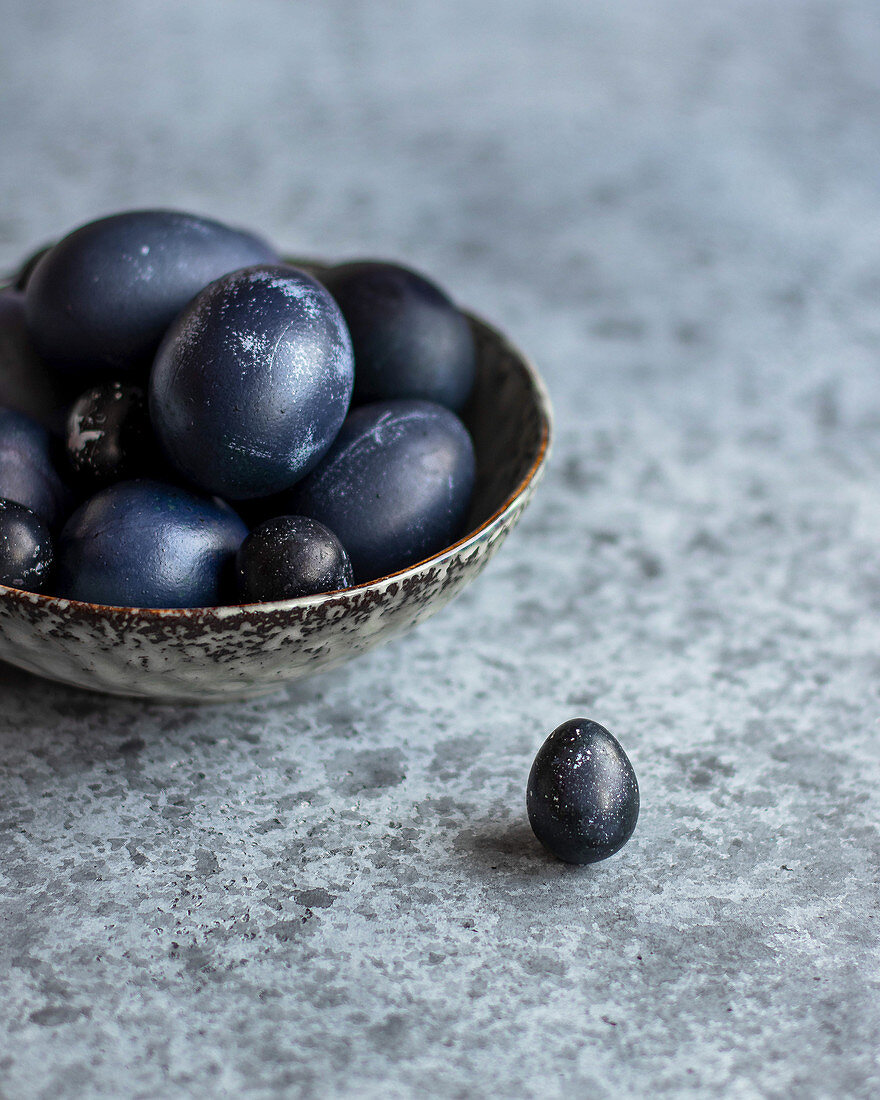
0, 210, 478, 608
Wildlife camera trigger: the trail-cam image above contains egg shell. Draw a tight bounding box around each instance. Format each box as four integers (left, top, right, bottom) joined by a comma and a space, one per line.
236, 514, 353, 602
285, 399, 476, 583
150, 265, 355, 500
0, 498, 54, 593
527, 719, 640, 865
57, 479, 248, 608
25, 210, 280, 374
322, 260, 476, 411
65, 381, 156, 488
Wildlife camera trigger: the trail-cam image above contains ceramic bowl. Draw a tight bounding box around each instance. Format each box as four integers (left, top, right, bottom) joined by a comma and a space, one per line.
0, 292, 551, 701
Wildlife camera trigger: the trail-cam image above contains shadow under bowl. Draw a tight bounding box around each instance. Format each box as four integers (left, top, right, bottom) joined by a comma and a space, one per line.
0, 312, 551, 701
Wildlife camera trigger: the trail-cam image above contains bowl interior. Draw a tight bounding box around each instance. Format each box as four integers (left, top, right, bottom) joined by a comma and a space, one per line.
458, 314, 548, 543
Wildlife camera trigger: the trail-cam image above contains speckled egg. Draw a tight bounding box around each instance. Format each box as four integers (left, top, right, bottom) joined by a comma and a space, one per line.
65, 381, 154, 488
236, 515, 353, 602
527, 718, 640, 865
0, 498, 54, 593
149, 265, 355, 501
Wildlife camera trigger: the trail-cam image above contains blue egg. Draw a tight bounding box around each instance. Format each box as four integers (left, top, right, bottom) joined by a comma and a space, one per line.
57, 479, 248, 608
150, 265, 355, 501
25, 210, 279, 374
284, 399, 476, 582
321, 261, 476, 411
0, 406, 71, 528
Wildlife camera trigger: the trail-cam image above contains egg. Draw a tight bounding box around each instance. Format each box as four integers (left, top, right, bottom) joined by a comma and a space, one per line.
65, 381, 157, 488
236, 515, 353, 602
322, 260, 476, 411
0, 291, 70, 431
527, 719, 640, 864
57, 479, 248, 608
284, 399, 475, 583
149, 265, 355, 500
0, 498, 54, 593
25, 209, 280, 374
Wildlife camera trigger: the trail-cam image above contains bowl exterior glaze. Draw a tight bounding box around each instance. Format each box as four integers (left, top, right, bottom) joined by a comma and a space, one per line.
0, 313, 551, 701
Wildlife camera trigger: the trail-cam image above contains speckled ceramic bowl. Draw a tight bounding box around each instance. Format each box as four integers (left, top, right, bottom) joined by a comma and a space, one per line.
0, 296, 551, 701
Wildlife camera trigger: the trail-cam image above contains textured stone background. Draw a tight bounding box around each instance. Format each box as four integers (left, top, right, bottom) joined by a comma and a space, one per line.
2, 1, 880, 1096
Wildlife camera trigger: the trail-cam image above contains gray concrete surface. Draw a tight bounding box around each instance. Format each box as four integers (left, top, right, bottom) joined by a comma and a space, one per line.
1, 1, 879, 1096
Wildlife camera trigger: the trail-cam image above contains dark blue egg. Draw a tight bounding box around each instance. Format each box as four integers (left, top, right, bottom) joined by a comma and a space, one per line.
0, 498, 54, 593
236, 515, 353, 602
285, 399, 475, 583
65, 381, 155, 488
321, 261, 476, 411
0, 291, 71, 432
527, 719, 640, 865
0, 406, 71, 528
150, 265, 355, 501
57, 479, 247, 608
25, 210, 280, 374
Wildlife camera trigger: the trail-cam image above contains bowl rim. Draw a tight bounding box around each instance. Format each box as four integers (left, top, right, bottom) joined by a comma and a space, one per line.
0, 310, 552, 619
